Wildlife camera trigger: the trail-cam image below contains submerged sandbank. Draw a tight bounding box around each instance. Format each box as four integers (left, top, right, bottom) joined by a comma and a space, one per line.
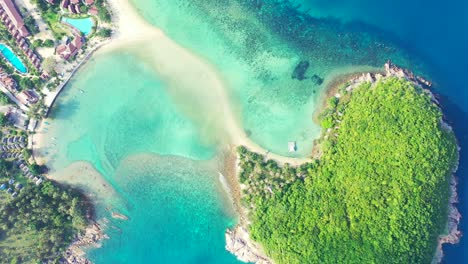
34, 0, 311, 170
105, 0, 310, 165
49, 161, 120, 205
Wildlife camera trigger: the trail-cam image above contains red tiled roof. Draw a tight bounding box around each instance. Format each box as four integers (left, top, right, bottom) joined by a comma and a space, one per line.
56, 34, 85, 60
17, 90, 39, 105
89, 6, 98, 15
56, 44, 67, 54
0, 0, 29, 37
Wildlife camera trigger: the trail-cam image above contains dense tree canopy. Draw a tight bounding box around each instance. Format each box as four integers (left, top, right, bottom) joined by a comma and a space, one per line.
0, 161, 89, 263
239, 78, 458, 263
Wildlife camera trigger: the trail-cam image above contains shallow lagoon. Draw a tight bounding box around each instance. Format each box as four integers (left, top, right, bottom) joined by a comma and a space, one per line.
131, 0, 423, 157
41, 0, 468, 263
43, 51, 240, 263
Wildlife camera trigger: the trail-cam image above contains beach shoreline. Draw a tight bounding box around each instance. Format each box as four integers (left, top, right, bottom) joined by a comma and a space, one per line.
29, 0, 461, 263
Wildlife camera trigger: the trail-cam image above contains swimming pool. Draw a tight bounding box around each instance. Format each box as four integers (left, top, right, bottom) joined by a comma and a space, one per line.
0, 43, 27, 73
62, 17, 94, 35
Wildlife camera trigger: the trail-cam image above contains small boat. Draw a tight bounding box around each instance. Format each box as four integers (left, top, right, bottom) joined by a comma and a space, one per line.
79, 89, 85, 93
288, 141, 297, 152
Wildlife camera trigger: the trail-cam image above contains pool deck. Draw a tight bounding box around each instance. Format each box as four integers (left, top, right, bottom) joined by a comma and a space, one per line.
0, 43, 28, 74
61, 17, 95, 36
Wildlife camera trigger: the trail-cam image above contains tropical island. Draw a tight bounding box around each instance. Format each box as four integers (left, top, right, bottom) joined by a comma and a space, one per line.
226, 63, 460, 264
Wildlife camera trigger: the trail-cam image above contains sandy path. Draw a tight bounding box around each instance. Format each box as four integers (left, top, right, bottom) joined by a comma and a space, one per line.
104, 0, 311, 166
34, 0, 310, 167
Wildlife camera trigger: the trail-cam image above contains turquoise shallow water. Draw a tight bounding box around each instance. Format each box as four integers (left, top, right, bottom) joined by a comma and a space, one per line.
88, 154, 238, 263
131, 0, 425, 158
43, 51, 239, 263
42, 0, 468, 263
0, 43, 27, 73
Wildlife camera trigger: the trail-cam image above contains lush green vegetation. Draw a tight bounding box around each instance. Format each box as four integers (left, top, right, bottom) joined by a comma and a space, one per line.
239, 77, 458, 263
96, 28, 112, 38
95, 0, 112, 23
32, 39, 55, 49
23, 15, 39, 35
0, 93, 12, 105
32, 0, 67, 39
0, 160, 90, 263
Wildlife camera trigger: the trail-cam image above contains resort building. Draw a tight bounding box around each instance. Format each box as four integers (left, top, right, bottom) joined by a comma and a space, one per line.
0, 0, 43, 73
62, 0, 81, 14
0, 0, 29, 37
56, 34, 84, 60
0, 68, 18, 92
61, 0, 70, 9
6, 108, 28, 130
16, 90, 39, 105
88, 6, 99, 16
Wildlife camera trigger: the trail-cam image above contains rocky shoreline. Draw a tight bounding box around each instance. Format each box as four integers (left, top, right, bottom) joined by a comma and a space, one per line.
363, 62, 462, 263
60, 222, 109, 264
225, 225, 272, 264
433, 152, 462, 263
226, 62, 461, 263
223, 147, 273, 264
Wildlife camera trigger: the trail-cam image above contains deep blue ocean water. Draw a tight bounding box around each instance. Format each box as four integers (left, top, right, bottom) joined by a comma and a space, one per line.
295, 0, 468, 262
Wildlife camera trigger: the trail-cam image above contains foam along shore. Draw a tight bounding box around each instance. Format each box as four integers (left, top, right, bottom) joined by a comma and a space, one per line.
225, 62, 461, 264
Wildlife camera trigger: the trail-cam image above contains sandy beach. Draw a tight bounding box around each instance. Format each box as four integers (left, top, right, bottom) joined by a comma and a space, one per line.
110, 0, 311, 165
33, 0, 311, 168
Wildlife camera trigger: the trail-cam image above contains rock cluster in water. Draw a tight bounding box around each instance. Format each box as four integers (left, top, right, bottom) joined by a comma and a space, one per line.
225, 225, 272, 264
61, 222, 108, 264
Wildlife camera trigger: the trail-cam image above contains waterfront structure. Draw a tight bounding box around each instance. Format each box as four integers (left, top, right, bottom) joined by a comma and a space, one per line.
56, 34, 84, 60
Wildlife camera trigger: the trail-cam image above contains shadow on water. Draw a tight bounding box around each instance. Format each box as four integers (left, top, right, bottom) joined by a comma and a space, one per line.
438, 94, 468, 263
47, 98, 81, 120
253, 0, 448, 83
